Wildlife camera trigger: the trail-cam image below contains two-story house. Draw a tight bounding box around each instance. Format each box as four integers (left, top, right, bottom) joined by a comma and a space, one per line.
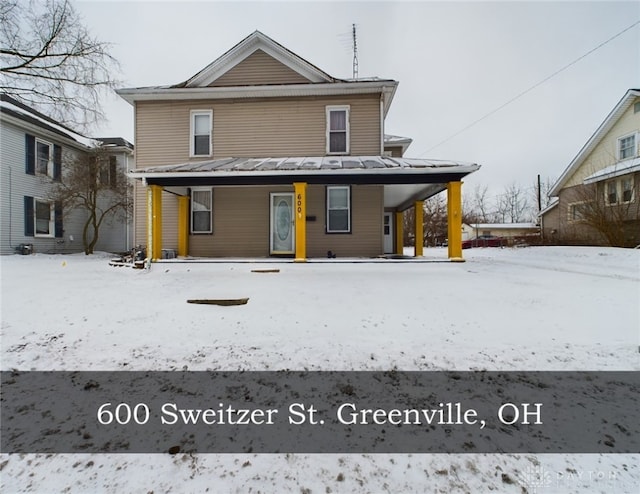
541, 89, 640, 247
0, 94, 134, 255
117, 31, 479, 261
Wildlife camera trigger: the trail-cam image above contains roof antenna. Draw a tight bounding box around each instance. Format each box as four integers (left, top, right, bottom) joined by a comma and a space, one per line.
352, 23, 359, 80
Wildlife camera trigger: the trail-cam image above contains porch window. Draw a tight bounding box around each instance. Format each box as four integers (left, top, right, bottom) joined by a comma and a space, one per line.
327, 186, 351, 233
326, 106, 350, 154
622, 177, 634, 203
618, 134, 635, 160
190, 110, 212, 157
191, 188, 212, 233
606, 180, 618, 205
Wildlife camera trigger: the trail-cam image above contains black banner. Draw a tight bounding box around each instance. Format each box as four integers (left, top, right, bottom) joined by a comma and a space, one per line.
1, 371, 637, 454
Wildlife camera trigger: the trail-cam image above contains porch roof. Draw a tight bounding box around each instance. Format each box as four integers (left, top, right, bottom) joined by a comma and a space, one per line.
129, 156, 479, 187
131, 156, 479, 210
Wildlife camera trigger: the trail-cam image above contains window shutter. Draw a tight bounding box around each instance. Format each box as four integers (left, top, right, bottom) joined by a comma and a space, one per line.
24, 196, 34, 236
25, 134, 35, 175
53, 144, 62, 181
54, 202, 63, 238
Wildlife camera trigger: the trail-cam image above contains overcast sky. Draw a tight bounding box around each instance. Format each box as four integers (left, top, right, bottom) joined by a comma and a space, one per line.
77, 0, 639, 201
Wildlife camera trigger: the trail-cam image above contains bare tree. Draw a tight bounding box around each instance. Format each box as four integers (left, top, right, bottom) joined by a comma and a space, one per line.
567, 179, 639, 247
0, 0, 120, 132
422, 194, 448, 246
496, 182, 532, 223
50, 146, 131, 254
470, 184, 492, 223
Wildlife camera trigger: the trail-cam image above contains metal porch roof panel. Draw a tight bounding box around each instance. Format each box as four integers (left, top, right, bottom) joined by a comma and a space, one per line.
132, 156, 478, 176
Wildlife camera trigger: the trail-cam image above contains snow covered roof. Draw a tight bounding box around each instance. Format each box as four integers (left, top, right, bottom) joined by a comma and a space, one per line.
0, 94, 95, 148
583, 156, 640, 184
470, 223, 539, 230
549, 89, 640, 196
131, 156, 478, 178
95, 137, 134, 151
384, 134, 413, 153
538, 197, 559, 217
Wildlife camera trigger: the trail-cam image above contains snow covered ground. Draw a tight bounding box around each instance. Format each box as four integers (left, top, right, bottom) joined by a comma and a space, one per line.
1, 246, 638, 493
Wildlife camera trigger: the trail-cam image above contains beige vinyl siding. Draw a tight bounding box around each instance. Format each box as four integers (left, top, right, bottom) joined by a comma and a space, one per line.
210, 50, 310, 87
135, 94, 382, 168
186, 185, 383, 257
306, 185, 384, 258
565, 97, 640, 188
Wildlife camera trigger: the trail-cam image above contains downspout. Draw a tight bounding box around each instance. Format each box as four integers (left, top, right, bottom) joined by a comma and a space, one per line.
8, 166, 12, 251
380, 90, 385, 155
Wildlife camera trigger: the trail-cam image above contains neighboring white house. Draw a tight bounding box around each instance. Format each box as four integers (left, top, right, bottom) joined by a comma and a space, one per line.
0, 94, 133, 255
462, 223, 540, 241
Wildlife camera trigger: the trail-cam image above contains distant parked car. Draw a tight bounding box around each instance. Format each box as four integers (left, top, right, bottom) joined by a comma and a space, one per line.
462, 235, 506, 249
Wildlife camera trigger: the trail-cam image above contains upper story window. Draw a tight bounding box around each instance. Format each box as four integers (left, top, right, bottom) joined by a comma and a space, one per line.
190, 110, 212, 157
36, 139, 52, 176
326, 106, 350, 154
618, 133, 636, 160
25, 134, 61, 180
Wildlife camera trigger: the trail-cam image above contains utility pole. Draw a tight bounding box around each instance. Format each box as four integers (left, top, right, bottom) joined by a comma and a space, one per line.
537, 174, 542, 212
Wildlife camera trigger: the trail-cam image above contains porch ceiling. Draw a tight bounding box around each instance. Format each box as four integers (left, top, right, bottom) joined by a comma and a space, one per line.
130, 156, 479, 211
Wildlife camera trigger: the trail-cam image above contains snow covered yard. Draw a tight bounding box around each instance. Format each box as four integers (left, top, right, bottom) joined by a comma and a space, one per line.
1, 246, 638, 493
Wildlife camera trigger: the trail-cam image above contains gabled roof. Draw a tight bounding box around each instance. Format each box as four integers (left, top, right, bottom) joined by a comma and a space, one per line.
549, 89, 640, 196
178, 31, 337, 88
116, 31, 399, 115
384, 134, 413, 154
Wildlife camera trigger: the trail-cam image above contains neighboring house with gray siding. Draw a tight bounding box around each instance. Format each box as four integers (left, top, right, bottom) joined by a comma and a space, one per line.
0, 95, 133, 255
118, 31, 479, 261
541, 89, 640, 247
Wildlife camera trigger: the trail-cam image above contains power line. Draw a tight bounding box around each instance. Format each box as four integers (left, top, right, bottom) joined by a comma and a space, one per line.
418, 19, 640, 157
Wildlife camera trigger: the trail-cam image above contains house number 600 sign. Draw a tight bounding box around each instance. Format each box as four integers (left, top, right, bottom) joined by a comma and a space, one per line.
297, 194, 302, 218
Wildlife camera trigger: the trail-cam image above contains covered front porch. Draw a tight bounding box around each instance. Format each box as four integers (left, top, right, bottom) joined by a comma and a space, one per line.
130, 156, 479, 262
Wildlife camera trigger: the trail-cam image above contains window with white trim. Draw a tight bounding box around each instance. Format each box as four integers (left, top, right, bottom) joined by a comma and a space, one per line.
618, 134, 636, 160
326, 186, 351, 233
36, 139, 52, 176
191, 188, 212, 233
34, 199, 54, 237
605, 177, 635, 205
326, 106, 350, 154
190, 110, 212, 157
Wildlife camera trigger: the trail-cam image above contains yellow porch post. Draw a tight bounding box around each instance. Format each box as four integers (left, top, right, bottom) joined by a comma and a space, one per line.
414, 201, 423, 257
177, 195, 190, 257
148, 184, 163, 261
447, 181, 464, 261
293, 182, 307, 262
394, 211, 403, 255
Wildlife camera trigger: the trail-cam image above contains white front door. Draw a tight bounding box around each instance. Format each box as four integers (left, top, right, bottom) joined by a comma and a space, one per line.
270, 193, 295, 255
383, 212, 393, 253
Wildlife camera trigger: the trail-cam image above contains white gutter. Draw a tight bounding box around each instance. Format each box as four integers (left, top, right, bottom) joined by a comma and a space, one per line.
117, 81, 399, 113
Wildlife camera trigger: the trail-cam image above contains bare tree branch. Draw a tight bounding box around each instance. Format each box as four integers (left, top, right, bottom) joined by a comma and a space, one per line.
49, 146, 131, 254
0, 0, 121, 132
